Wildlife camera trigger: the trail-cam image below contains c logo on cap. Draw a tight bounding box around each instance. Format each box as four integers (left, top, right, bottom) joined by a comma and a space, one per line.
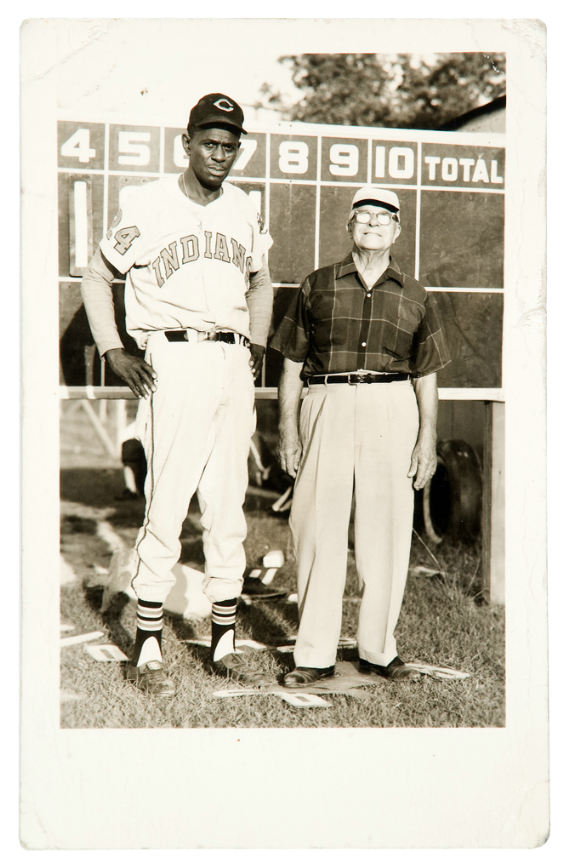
213, 98, 234, 112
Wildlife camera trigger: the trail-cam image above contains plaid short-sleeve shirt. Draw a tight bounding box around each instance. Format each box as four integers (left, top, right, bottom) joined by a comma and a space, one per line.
270, 253, 450, 379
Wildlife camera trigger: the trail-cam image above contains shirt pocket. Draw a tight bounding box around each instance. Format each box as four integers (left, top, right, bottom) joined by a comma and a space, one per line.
307, 289, 336, 352
382, 300, 423, 359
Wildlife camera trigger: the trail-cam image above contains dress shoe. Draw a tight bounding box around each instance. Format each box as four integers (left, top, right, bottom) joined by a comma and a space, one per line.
125, 660, 176, 697
282, 666, 335, 688
207, 652, 271, 685
358, 656, 420, 681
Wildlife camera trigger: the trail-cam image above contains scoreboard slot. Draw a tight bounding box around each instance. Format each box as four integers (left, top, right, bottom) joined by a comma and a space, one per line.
68, 178, 93, 276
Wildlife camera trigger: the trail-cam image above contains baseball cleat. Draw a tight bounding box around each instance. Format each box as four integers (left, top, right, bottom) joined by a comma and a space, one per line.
207, 652, 271, 685
125, 660, 176, 697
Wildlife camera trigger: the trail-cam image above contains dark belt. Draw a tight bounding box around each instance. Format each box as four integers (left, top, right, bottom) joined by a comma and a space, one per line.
164, 329, 250, 348
306, 372, 409, 385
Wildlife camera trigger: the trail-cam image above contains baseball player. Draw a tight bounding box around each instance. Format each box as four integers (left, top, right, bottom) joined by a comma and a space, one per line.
81, 93, 273, 696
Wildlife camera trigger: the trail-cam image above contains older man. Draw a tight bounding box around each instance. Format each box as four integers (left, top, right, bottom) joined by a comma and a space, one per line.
270, 186, 450, 687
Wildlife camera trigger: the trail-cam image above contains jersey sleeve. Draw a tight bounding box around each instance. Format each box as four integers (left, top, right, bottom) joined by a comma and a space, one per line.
81, 247, 124, 356
246, 264, 273, 348
99, 186, 144, 275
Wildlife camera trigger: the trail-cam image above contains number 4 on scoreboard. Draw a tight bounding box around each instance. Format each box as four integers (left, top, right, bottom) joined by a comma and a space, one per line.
60, 128, 97, 164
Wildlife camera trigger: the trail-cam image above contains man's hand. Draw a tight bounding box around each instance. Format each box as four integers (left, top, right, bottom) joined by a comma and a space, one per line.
249, 343, 265, 380
278, 427, 302, 478
407, 432, 437, 490
105, 348, 157, 399
277, 358, 304, 478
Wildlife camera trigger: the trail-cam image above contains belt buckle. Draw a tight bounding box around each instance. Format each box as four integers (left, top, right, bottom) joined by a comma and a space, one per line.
350, 372, 367, 385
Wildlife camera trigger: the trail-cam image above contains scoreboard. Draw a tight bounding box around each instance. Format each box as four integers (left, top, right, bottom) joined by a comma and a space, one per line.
58, 119, 505, 391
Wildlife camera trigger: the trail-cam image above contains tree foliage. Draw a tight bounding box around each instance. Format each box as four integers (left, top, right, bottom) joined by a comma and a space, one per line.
260, 53, 506, 129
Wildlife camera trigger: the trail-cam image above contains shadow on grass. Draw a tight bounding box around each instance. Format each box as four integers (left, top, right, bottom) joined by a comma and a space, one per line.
238, 599, 298, 644
84, 585, 135, 662
175, 638, 210, 674
61, 467, 130, 508
61, 514, 99, 535
167, 614, 199, 645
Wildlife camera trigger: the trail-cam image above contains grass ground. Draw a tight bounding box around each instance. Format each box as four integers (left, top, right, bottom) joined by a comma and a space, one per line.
60, 458, 505, 729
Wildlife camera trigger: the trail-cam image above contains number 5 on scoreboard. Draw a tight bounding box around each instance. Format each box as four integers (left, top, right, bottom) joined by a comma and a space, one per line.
118, 130, 151, 167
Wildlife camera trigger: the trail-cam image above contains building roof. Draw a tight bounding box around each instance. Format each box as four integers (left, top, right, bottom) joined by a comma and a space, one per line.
439, 95, 506, 131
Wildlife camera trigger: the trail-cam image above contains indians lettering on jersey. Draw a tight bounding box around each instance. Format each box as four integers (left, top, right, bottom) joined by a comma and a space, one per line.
149, 231, 252, 288
97, 177, 273, 348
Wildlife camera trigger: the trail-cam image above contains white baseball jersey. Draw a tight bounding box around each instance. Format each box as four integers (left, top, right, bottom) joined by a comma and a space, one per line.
99, 176, 272, 349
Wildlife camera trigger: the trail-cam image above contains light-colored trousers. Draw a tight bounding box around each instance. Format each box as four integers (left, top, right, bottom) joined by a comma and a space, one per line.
131, 332, 255, 604
289, 380, 419, 668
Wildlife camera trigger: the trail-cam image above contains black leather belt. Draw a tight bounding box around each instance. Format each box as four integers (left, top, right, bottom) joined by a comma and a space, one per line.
164, 329, 250, 348
306, 372, 409, 385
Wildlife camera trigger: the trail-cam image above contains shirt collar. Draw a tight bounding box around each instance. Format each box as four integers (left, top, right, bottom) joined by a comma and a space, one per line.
336, 252, 404, 287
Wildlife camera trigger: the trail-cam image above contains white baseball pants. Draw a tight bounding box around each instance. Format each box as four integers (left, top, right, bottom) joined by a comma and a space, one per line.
289, 379, 419, 669
131, 332, 255, 604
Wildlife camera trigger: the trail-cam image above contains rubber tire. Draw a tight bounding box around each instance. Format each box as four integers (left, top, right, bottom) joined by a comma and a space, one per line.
423, 439, 482, 544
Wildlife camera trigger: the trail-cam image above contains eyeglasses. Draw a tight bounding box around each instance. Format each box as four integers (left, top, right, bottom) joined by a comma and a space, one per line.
352, 210, 399, 226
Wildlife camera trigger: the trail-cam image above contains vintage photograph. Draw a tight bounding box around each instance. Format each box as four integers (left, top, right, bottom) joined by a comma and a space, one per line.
58, 46, 506, 728
21, 17, 547, 849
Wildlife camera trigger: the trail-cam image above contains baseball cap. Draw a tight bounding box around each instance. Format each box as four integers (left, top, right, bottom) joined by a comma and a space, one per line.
351, 186, 400, 213
188, 93, 247, 135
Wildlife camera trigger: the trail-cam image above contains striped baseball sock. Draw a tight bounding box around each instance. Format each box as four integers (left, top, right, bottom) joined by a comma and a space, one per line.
211, 599, 237, 662
132, 599, 164, 666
